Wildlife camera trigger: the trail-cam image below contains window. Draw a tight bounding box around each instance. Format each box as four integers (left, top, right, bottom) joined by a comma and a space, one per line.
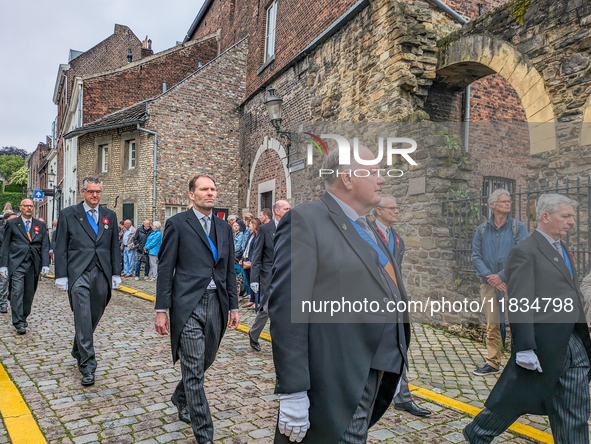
122, 203, 135, 226
165, 205, 184, 221
260, 191, 273, 211
264, 1, 277, 62
100, 145, 109, 173
127, 140, 136, 169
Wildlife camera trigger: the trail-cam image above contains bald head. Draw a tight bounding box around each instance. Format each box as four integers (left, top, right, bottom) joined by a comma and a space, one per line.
273, 200, 291, 222
19, 199, 34, 219
124, 220, 132, 229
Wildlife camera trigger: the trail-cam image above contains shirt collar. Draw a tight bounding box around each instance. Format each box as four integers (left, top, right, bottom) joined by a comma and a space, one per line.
536, 229, 561, 247
327, 191, 365, 221
83, 202, 99, 213
21, 215, 32, 224
274, 218, 279, 227
375, 218, 390, 235
192, 207, 211, 222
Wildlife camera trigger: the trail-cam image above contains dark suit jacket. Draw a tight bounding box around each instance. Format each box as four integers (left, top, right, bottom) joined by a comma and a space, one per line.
250, 220, 276, 307
269, 193, 410, 443
485, 230, 591, 416
54, 203, 121, 298
0, 217, 50, 276
156, 209, 238, 363
370, 220, 404, 269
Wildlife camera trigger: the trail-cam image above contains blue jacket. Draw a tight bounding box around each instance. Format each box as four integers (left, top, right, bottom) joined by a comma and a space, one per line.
472, 215, 529, 282
144, 229, 162, 256
234, 231, 246, 257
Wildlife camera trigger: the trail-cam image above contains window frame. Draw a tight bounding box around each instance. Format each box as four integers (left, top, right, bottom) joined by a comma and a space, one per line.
127, 140, 136, 170
264, 0, 277, 63
100, 144, 109, 173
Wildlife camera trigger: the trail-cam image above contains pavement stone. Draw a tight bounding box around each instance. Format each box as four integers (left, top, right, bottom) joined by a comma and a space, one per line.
0, 279, 543, 443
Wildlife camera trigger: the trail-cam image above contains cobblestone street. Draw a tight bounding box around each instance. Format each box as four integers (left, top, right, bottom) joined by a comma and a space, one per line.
0, 278, 542, 443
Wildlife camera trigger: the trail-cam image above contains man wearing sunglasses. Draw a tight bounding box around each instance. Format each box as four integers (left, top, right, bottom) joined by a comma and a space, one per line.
54, 176, 122, 386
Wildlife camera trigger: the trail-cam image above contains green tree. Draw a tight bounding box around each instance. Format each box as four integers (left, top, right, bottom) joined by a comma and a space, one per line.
10, 165, 28, 186
0, 155, 24, 181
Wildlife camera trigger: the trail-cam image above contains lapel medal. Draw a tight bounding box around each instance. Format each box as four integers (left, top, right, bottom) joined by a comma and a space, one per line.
33, 226, 39, 234
395, 235, 400, 245
102, 217, 109, 229
554, 257, 559, 262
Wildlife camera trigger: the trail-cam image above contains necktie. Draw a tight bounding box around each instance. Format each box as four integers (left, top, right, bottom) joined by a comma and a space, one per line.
89, 209, 97, 224
356, 217, 398, 289
553, 241, 564, 260
203, 216, 210, 235
25, 220, 32, 241
356, 217, 377, 243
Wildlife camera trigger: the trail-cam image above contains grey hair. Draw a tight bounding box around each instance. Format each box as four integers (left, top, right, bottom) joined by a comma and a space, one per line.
536, 194, 578, 223
82, 176, 102, 190
323, 144, 366, 190
153, 221, 162, 229
488, 188, 510, 206
371, 194, 397, 217
227, 214, 237, 221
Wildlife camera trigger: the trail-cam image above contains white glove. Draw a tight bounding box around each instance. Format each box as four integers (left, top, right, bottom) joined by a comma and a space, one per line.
42, 266, 50, 275
250, 282, 259, 293
112, 275, 122, 289
278, 392, 310, 442
55, 277, 68, 290
516, 350, 543, 372
0, 267, 7, 279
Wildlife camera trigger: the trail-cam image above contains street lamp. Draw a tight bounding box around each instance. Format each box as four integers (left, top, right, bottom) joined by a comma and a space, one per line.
48, 167, 56, 222
264, 86, 294, 142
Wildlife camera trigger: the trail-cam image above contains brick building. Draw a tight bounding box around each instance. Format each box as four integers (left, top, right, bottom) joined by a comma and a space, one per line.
51, 24, 149, 210
64, 39, 247, 226
27, 138, 52, 221
184, 0, 529, 216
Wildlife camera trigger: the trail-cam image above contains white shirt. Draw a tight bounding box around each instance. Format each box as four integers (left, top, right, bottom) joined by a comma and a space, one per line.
536, 229, 564, 258
21, 215, 32, 230
327, 191, 365, 220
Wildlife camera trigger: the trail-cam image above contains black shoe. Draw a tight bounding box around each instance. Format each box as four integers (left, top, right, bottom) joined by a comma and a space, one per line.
473, 364, 499, 376
16, 327, 26, 335
0, 306, 7, 314
395, 401, 431, 417
200, 441, 213, 444
171, 392, 191, 424
81, 373, 95, 386
249, 333, 261, 352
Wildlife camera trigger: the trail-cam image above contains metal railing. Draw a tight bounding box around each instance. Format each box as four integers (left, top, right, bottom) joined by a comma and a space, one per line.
439, 175, 591, 280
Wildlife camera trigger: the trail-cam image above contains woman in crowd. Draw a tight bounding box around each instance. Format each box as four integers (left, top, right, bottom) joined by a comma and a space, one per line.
144, 221, 162, 281
241, 217, 261, 309
233, 221, 247, 258
243, 212, 254, 239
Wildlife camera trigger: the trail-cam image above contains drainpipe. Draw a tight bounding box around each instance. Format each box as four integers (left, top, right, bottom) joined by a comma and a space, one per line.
427, 0, 471, 151
137, 124, 158, 221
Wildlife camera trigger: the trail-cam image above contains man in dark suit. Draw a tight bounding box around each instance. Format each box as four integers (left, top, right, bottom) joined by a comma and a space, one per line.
248, 200, 290, 352
0, 210, 17, 314
155, 174, 239, 444
464, 193, 591, 444
269, 145, 410, 443
371, 195, 430, 418
53, 176, 122, 386
0, 199, 50, 334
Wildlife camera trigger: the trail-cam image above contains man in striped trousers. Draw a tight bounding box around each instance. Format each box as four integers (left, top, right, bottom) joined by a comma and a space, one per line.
464, 194, 591, 444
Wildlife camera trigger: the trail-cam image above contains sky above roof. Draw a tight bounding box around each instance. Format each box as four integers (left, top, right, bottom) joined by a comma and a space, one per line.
0, 0, 205, 153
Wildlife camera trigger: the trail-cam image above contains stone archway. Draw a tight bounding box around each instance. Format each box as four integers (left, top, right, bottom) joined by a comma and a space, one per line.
246, 136, 291, 213
437, 34, 557, 154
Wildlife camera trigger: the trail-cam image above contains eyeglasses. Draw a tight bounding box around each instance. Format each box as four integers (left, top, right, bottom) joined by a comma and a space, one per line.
83, 189, 102, 195
379, 206, 399, 211
21, 205, 34, 208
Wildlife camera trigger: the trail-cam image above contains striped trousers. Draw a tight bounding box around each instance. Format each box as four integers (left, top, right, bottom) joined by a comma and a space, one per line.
464, 334, 591, 444
174, 289, 223, 444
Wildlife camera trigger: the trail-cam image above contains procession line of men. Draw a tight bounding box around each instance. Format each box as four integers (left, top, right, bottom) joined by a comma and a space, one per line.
0, 157, 589, 443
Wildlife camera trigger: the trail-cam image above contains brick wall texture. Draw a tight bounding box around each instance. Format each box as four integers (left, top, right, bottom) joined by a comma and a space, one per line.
76, 39, 248, 225
82, 35, 219, 125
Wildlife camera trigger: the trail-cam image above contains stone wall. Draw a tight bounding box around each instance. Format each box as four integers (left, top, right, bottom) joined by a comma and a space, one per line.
76, 125, 154, 224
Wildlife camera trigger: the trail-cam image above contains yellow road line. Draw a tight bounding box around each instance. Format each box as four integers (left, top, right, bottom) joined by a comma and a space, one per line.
0, 363, 47, 444
409, 384, 554, 443
111, 284, 553, 443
